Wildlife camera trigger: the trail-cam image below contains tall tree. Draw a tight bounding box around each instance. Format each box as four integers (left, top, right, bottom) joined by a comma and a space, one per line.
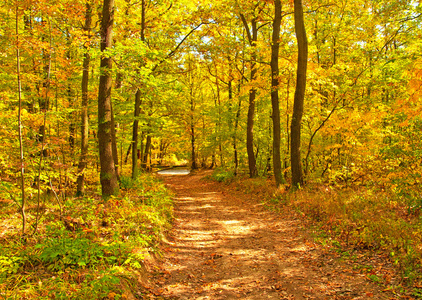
131, 0, 145, 179
271, 0, 283, 187
291, 0, 308, 188
98, 0, 119, 197
16, 4, 26, 235
240, 12, 259, 178
76, 2, 92, 196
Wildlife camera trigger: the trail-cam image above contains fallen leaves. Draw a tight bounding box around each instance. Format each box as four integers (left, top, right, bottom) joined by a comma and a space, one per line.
144, 172, 398, 300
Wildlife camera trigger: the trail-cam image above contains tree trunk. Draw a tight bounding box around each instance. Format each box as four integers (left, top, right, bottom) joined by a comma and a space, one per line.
291, 0, 308, 188
233, 92, 242, 175
132, 89, 141, 178
131, 0, 145, 178
233, 55, 245, 176
98, 0, 119, 197
76, 2, 92, 196
191, 125, 197, 169
284, 77, 291, 178
143, 134, 152, 170
190, 88, 197, 169
110, 103, 119, 181
241, 14, 258, 178
271, 0, 283, 187
16, 5, 27, 235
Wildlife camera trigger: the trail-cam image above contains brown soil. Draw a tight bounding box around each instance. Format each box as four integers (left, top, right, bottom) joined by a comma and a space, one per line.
145, 171, 397, 299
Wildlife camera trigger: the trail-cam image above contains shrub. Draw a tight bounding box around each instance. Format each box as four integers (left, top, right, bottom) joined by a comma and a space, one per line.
210, 168, 235, 183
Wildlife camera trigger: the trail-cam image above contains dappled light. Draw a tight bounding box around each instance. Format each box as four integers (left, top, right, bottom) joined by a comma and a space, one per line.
1, 0, 422, 297
148, 171, 393, 299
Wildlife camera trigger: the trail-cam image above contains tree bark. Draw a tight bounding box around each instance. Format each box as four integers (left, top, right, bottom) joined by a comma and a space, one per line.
240, 14, 258, 178
291, 0, 308, 188
233, 85, 242, 175
190, 89, 197, 170
132, 89, 141, 178
76, 2, 92, 196
131, 0, 145, 178
110, 103, 119, 180
16, 5, 26, 235
271, 0, 283, 187
143, 134, 152, 169
98, 0, 119, 197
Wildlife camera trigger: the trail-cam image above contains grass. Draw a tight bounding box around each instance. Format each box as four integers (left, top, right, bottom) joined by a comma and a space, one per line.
210, 169, 422, 295
0, 172, 173, 299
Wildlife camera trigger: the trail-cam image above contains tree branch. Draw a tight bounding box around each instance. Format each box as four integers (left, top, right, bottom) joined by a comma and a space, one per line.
152, 23, 203, 72
240, 14, 253, 46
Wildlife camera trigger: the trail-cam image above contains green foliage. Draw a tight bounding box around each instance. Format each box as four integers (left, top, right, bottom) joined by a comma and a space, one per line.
0, 255, 25, 277
36, 234, 127, 271
71, 271, 122, 300
367, 274, 381, 283
0, 172, 173, 299
210, 168, 235, 183
119, 175, 135, 189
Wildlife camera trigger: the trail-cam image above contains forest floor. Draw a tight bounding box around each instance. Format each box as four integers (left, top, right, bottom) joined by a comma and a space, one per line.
141, 170, 400, 300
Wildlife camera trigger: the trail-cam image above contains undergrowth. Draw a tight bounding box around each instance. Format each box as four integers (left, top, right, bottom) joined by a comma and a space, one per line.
207, 168, 235, 183
0, 172, 173, 299
210, 169, 422, 296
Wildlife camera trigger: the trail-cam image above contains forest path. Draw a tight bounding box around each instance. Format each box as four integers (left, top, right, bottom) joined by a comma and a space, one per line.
146, 171, 392, 300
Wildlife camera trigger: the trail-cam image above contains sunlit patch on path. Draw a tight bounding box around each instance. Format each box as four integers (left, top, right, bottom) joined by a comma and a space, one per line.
149, 171, 392, 299
157, 169, 191, 175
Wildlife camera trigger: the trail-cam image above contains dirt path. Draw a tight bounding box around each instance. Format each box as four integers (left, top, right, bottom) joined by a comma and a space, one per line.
146, 171, 394, 299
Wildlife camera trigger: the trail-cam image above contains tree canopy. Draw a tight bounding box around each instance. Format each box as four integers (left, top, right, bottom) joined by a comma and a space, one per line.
1, 0, 421, 221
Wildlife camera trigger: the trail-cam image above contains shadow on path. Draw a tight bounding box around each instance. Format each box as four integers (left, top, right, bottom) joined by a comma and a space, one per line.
149, 172, 392, 300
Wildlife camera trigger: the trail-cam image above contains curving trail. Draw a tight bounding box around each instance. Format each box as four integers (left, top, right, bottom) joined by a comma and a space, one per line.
147, 171, 393, 300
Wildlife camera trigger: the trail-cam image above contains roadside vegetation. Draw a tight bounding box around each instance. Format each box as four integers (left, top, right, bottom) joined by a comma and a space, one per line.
0, 171, 173, 299
210, 168, 422, 298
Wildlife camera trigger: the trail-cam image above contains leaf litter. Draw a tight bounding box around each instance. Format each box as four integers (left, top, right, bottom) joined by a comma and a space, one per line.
144, 171, 401, 299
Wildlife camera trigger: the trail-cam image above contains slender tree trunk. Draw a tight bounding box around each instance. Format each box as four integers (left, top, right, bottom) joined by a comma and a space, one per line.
131, 0, 145, 178
241, 15, 258, 178
284, 77, 290, 175
76, 2, 92, 196
98, 0, 119, 197
271, 0, 283, 187
190, 88, 197, 169
33, 16, 52, 236
143, 134, 152, 169
125, 143, 132, 163
110, 103, 119, 180
140, 131, 145, 168
234, 51, 245, 176
132, 89, 141, 178
66, 32, 76, 156
291, 0, 308, 188
191, 125, 197, 169
16, 5, 26, 235
215, 70, 223, 167
247, 35, 258, 176
233, 92, 242, 175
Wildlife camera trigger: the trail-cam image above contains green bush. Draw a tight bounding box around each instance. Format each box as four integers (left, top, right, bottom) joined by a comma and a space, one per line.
0, 172, 174, 299
36, 235, 128, 271
211, 168, 235, 183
